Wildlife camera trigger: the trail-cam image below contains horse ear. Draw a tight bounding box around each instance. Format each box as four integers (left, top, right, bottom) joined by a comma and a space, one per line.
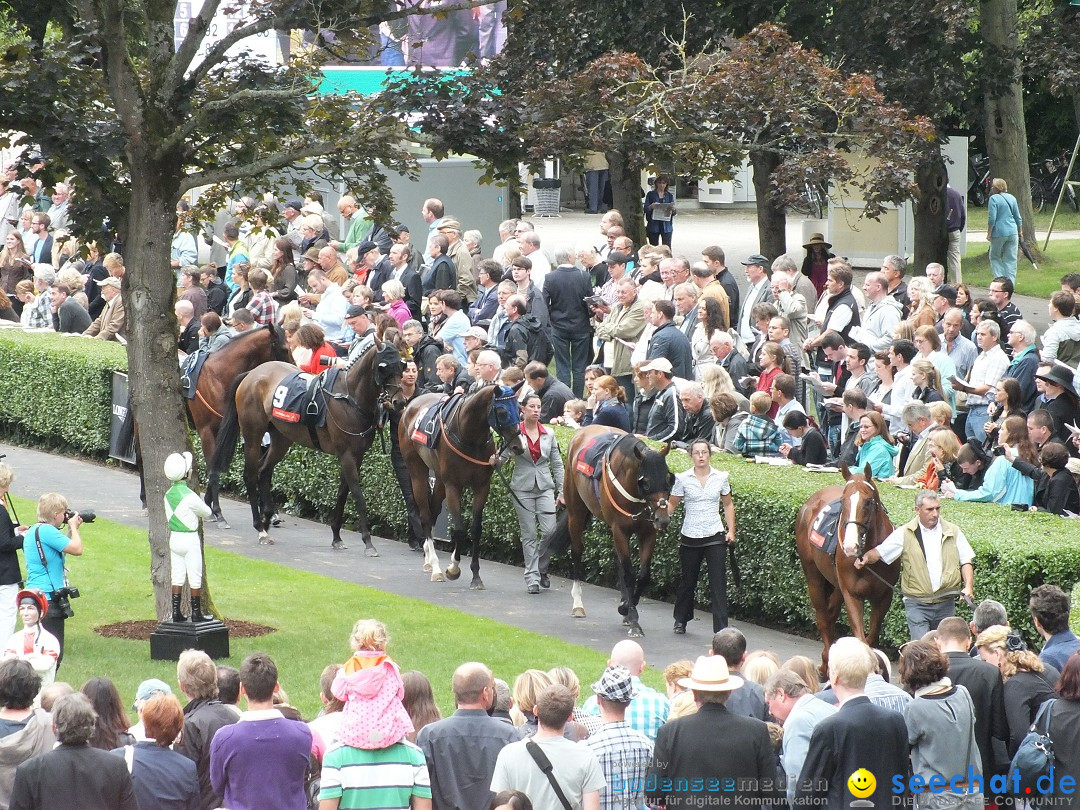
659, 443, 671, 458
511, 380, 525, 392
374, 334, 385, 350
840, 462, 851, 480
863, 462, 873, 481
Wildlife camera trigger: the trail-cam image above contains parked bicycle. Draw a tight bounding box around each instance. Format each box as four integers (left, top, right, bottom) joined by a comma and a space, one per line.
968, 153, 991, 206
1030, 151, 1079, 214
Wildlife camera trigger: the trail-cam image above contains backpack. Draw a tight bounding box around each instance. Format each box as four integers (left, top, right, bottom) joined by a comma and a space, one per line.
523, 318, 553, 365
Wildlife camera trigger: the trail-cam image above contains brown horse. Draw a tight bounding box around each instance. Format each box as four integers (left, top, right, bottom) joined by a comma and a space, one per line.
135, 324, 292, 527
794, 462, 899, 674
551, 427, 674, 637
397, 383, 524, 590
210, 339, 405, 550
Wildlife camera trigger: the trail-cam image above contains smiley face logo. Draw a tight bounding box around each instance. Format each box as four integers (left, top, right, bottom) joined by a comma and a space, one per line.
847, 768, 876, 798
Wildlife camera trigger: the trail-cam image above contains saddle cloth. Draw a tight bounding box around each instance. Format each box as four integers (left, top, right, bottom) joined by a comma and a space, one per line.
574, 432, 622, 479
808, 498, 843, 555
179, 350, 209, 400
271, 369, 340, 428
409, 393, 461, 448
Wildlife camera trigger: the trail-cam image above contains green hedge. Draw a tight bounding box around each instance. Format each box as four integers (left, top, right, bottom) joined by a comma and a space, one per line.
2, 330, 1079, 649
0, 332, 127, 455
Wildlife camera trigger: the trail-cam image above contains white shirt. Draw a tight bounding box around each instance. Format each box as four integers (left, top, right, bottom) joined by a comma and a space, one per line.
672, 468, 731, 538
877, 521, 975, 592
739, 279, 769, 343
314, 283, 347, 341
525, 250, 551, 289
882, 364, 915, 430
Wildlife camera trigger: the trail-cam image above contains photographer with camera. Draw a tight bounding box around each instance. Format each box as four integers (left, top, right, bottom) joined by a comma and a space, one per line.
22, 493, 84, 668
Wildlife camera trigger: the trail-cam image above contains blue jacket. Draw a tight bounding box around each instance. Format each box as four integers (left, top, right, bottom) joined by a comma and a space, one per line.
644, 189, 674, 235
856, 435, 899, 479
987, 192, 1022, 238
646, 322, 694, 380
953, 455, 1033, 506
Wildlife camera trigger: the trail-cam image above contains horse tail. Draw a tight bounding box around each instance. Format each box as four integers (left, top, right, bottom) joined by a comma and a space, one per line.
208, 370, 249, 483
549, 511, 572, 557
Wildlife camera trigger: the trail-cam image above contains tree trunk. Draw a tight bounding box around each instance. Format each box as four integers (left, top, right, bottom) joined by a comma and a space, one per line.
606, 151, 645, 246
981, 0, 1037, 250
750, 149, 787, 261
123, 161, 193, 621
912, 149, 949, 276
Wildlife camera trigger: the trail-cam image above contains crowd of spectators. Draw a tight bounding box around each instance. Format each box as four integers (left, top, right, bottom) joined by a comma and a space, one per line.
0, 595, 1072, 809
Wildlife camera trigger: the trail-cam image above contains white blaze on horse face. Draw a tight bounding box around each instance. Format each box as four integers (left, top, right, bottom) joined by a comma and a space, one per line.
842, 491, 861, 557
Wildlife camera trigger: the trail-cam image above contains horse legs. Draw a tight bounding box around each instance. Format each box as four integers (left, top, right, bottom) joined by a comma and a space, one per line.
241, 438, 267, 538
632, 530, 657, 608
842, 590, 869, 642
567, 493, 588, 619
328, 478, 350, 551
612, 528, 643, 636
800, 554, 841, 677
255, 437, 290, 545
443, 486, 466, 582
339, 450, 378, 557
424, 476, 447, 581
466, 484, 489, 590
864, 590, 894, 650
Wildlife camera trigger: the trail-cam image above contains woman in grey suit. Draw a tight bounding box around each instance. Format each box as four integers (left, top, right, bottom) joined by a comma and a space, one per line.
512, 393, 565, 594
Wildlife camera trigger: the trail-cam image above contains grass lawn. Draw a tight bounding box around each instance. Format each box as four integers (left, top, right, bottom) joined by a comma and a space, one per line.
9, 497, 648, 722
965, 205, 1080, 234
962, 239, 1080, 298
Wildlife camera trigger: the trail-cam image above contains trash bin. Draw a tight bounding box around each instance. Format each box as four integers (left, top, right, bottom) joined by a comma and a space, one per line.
532, 178, 562, 217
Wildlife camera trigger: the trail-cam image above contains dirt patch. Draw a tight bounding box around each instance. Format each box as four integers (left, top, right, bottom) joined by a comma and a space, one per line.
94, 619, 275, 640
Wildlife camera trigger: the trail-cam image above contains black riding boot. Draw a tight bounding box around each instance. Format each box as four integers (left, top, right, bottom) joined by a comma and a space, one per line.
190, 590, 211, 623
171, 592, 184, 623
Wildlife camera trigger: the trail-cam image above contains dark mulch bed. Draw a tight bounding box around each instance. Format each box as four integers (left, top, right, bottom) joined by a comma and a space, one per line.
94, 619, 275, 640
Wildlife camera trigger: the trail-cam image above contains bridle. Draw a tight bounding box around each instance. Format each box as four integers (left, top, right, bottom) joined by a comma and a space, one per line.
842, 481, 887, 559
601, 438, 669, 525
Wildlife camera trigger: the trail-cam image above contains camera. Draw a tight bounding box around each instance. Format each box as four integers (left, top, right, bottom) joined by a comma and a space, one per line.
51, 586, 81, 619
63, 509, 96, 524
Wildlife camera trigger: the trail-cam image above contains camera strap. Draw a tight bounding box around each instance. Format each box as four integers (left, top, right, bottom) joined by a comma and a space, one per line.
32, 527, 63, 596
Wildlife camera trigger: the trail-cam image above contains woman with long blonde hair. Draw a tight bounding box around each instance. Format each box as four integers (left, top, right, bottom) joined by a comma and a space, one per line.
975, 625, 1056, 755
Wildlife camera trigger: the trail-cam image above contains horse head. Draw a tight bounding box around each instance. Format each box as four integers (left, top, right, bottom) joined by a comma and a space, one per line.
372, 336, 406, 411
266, 322, 293, 364
632, 439, 675, 530
839, 462, 883, 559
489, 383, 524, 454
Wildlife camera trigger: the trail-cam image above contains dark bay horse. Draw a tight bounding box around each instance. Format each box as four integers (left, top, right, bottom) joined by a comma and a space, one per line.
210, 339, 405, 550
552, 426, 673, 637
794, 462, 898, 674
135, 325, 292, 527
397, 383, 523, 589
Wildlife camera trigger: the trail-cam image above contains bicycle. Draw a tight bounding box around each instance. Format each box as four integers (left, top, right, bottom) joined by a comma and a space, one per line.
1030, 152, 1080, 214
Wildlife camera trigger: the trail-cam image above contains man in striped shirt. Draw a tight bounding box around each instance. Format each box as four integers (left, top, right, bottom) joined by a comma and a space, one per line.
319, 727, 432, 810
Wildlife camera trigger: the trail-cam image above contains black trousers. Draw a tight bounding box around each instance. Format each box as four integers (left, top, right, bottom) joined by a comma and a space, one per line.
389, 432, 425, 545
673, 536, 728, 631
42, 610, 65, 669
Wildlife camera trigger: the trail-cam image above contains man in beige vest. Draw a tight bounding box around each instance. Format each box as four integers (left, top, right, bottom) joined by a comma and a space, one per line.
855, 490, 974, 640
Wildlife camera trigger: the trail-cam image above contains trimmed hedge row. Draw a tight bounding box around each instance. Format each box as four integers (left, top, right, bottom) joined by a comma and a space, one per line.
2, 330, 1079, 648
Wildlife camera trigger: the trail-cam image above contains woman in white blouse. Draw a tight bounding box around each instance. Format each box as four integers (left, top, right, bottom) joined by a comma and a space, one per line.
666, 439, 736, 635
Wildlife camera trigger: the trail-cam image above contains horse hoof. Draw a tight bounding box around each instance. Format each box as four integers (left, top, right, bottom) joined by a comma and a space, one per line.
364, 545, 379, 558
470, 578, 485, 591
627, 626, 644, 638
258, 535, 274, 546
331, 539, 347, 551
409, 542, 424, 553
431, 572, 445, 582
423, 563, 433, 573
571, 608, 586, 618
617, 602, 629, 616
445, 566, 461, 581
218, 519, 231, 530
271, 514, 283, 527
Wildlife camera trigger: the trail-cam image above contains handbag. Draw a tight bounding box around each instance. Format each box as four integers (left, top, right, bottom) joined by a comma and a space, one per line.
526, 740, 574, 810
1008, 698, 1056, 792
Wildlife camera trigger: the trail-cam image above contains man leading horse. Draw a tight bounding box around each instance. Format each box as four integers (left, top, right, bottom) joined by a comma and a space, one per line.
854, 489, 975, 640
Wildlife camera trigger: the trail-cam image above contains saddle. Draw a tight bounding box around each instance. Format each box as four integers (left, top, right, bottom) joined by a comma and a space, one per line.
574, 432, 622, 480
179, 350, 209, 400
410, 393, 463, 448
808, 498, 843, 556
271, 369, 341, 429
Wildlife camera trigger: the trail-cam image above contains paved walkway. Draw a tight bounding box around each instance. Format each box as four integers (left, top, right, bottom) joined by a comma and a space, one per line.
0, 443, 823, 671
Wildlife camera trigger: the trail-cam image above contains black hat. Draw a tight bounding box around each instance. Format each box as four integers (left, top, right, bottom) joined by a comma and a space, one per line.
607, 251, 631, 265
1036, 363, 1078, 398
284, 199, 304, 213
933, 284, 958, 304
345, 304, 368, 319
741, 254, 769, 267
356, 240, 379, 256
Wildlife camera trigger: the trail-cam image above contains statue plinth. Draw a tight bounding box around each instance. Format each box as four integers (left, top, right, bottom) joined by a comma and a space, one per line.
149, 619, 230, 660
